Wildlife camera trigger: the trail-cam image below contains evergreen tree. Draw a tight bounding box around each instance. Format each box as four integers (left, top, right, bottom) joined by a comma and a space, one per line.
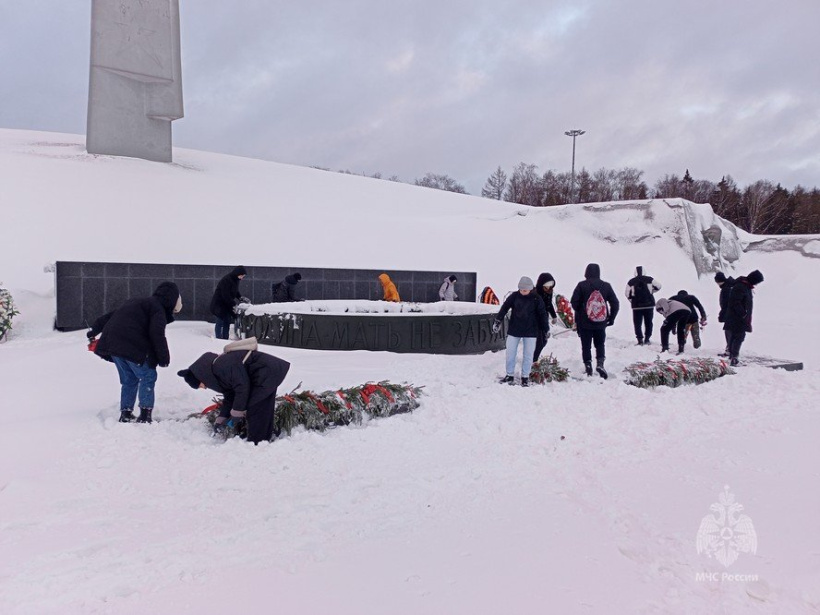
481, 166, 507, 200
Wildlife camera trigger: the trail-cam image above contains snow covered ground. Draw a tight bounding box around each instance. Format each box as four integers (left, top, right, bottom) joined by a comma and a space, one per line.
1, 130, 819, 614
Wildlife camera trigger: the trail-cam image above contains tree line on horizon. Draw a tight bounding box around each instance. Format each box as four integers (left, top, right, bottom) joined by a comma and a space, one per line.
321, 165, 820, 235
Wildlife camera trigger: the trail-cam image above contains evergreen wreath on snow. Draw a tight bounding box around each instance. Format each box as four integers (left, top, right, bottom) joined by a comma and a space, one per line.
528, 354, 570, 384
0, 284, 20, 342
624, 357, 734, 388
197, 381, 423, 439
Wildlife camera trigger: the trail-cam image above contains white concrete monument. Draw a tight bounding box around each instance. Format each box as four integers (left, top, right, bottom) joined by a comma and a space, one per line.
87, 0, 183, 162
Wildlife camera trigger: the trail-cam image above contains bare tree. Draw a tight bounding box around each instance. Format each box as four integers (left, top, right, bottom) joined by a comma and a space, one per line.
414, 173, 468, 194
652, 174, 685, 198
590, 168, 616, 202
615, 167, 647, 200
481, 166, 507, 200
504, 163, 543, 206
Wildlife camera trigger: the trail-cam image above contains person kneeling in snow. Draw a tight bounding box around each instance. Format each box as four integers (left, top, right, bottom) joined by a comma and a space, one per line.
178, 338, 290, 444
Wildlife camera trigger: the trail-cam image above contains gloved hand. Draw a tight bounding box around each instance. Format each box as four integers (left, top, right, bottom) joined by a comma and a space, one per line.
606, 319, 615, 327
700, 318, 707, 326
491, 320, 502, 334
86, 330, 96, 340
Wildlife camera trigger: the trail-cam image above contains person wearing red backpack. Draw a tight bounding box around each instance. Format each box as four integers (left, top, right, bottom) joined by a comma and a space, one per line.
570, 264, 619, 379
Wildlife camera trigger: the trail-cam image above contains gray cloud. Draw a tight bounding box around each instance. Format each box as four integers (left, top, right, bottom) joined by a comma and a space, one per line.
1, 1, 817, 194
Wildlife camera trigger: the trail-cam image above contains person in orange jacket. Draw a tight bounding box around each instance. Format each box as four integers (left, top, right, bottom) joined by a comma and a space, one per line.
379, 273, 401, 302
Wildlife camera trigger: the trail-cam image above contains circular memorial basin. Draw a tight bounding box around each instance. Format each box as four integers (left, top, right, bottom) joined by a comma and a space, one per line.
240, 300, 507, 354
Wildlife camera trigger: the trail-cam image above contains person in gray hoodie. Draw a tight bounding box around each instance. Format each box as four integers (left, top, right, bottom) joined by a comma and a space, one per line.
655, 297, 691, 354
438, 275, 458, 301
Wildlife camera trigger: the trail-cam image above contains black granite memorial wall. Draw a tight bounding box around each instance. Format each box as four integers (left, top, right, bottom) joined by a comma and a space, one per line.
243, 311, 507, 355
55, 261, 478, 331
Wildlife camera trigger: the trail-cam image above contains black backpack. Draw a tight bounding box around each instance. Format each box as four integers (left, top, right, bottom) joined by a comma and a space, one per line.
632, 278, 653, 306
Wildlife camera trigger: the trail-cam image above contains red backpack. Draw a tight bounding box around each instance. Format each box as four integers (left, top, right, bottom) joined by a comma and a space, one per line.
585, 289, 608, 322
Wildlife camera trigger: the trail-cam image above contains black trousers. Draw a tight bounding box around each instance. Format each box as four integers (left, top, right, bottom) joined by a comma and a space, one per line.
632, 309, 654, 341
726, 328, 747, 359
578, 328, 606, 364
660, 311, 689, 350
533, 330, 549, 362
246, 392, 278, 444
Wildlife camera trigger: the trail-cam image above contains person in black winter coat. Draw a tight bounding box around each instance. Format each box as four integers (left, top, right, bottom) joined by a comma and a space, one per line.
670, 290, 707, 349
570, 264, 619, 378
625, 266, 662, 345
87, 281, 182, 423
179, 345, 291, 444
655, 297, 692, 354
723, 270, 764, 366
533, 272, 558, 362
210, 266, 247, 340
271, 273, 302, 303
493, 276, 549, 386
714, 271, 735, 356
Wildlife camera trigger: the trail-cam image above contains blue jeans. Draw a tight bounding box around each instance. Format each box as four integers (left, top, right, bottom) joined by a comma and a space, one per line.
505, 335, 536, 377
112, 356, 157, 410
215, 316, 232, 340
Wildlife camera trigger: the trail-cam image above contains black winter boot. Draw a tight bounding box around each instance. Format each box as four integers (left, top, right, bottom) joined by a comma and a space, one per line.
500, 375, 515, 385
119, 410, 136, 423
596, 359, 608, 380
677, 345, 685, 355
137, 408, 153, 424
636, 338, 644, 346
584, 362, 593, 377
520, 377, 529, 387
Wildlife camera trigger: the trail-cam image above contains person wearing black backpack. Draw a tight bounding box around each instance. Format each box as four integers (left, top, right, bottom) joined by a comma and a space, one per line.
625, 266, 662, 345
570, 264, 619, 379
723, 270, 764, 366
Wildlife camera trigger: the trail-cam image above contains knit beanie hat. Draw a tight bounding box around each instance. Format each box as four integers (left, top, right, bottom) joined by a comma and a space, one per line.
518, 276, 534, 291
177, 369, 201, 389
714, 271, 727, 283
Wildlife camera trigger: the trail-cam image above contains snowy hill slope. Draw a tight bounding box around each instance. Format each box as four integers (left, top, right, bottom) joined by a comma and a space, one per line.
1, 129, 820, 614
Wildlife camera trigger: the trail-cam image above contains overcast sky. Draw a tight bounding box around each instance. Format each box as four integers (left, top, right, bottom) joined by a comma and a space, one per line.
1, 1, 818, 194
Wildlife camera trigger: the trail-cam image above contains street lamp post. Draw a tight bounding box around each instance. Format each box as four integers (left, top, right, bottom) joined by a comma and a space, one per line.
564, 129, 586, 203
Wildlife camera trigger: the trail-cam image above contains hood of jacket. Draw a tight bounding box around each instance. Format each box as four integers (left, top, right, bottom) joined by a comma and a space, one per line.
746, 270, 764, 286
188, 352, 223, 393
153, 282, 180, 323
284, 274, 301, 285
378, 273, 393, 287
584, 263, 600, 280
635, 266, 644, 277
231, 266, 247, 278
535, 272, 555, 297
